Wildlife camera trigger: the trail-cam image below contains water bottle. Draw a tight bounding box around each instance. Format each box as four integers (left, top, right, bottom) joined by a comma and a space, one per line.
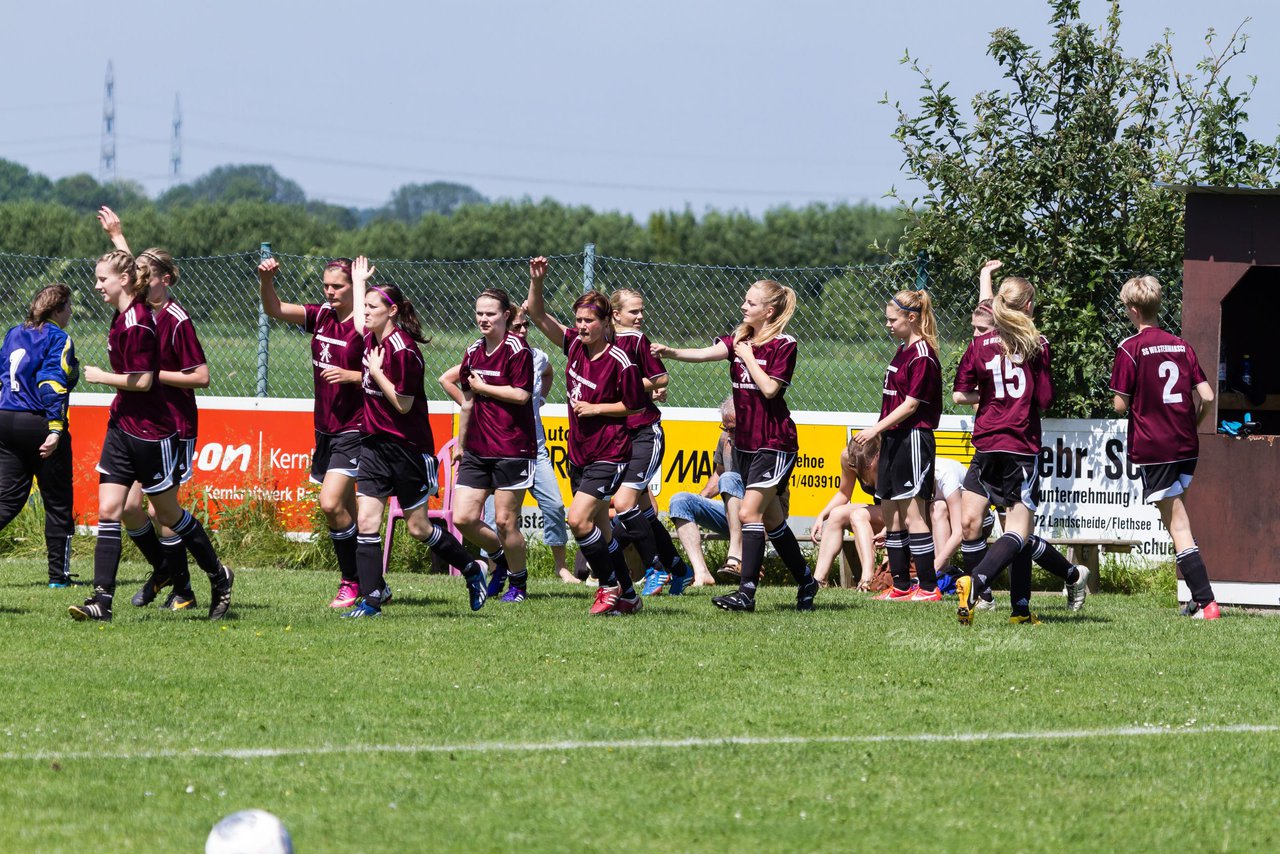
1242, 354, 1253, 387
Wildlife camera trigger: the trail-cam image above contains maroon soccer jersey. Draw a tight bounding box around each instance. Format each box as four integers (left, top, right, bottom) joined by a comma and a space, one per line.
361, 328, 434, 454
718, 334, 799, 453
1109, 327, 1207, 464
304, 303, 364, 435
954, 333, 1054, 455
107, 301, 175, 440
562, 329, 647, 466
153, 299, 206, 440
612, 329, 667, 430
879, 340, 942, 431
459, 333, 536, 459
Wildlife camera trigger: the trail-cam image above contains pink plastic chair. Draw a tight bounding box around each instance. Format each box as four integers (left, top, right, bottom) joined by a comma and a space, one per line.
382, 437, 462, 575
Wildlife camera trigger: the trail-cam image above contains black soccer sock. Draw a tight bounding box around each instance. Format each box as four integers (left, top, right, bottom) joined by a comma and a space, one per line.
491, 548, 510, 574
355, 533, 384, 600
908, 531, 937, 592
330, 523, 359, 584
643, 507, 683, 572
969, 533, 1024, 599
1009, 544, 1033, 614
160, 535, 191, 592
1028, 535, 1075, 582
617, 506, 664, 572
884, 530, 912, 592
1176, 546, 1215, 606
962, 537, 993, 602
575, 528, 613, 583
171, 511, 222, 579
46, 533, 72, 583
423, 522, 477, 573
93, 520, 122, 594
738, 523, 766, 597
767, 523, 812, 584
127, 521, 168, 573
608, 538, 637, 597
508, 570, 528, 592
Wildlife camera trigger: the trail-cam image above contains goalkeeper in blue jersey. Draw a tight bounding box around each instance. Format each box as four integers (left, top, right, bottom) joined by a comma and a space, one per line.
0, 284, 79, 586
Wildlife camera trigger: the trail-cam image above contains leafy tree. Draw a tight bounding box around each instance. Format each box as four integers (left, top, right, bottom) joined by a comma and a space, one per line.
159, 164, 307, 208
0, 159, 52, 203
885, 0, 1280, 415
374, 181, 488, 224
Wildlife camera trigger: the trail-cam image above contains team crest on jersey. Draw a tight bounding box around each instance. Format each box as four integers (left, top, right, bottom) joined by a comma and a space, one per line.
738, 362, 751, 383
570, 381, 583, 401
319, 341, 332, 363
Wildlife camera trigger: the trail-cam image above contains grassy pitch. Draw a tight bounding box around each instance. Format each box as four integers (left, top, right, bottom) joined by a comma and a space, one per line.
1, 560, 1277, 852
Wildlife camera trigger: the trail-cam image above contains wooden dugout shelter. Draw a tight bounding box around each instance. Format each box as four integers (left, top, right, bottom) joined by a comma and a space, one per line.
1167, 184, 1280, 607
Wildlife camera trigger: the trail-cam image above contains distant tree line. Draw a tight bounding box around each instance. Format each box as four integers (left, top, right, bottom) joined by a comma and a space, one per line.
0, 159, 903, 266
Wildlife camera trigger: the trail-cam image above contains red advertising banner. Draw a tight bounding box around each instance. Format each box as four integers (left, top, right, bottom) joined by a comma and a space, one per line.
68, 395, 454, 530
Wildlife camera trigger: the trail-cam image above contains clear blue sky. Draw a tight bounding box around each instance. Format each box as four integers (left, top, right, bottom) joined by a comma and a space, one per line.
2, 0, 1276, 217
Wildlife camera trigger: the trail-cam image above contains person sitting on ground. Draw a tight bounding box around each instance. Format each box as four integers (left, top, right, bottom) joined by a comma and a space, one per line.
666, 397, 744, 587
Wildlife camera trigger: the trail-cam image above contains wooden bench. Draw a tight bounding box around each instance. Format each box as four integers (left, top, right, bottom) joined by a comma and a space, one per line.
837, 536, 1141, 592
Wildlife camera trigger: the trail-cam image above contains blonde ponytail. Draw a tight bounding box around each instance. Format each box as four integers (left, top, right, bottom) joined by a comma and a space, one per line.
992, 277, 1041, 361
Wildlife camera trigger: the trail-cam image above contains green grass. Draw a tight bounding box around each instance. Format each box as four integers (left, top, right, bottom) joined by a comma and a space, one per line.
0, 557, 1277, 852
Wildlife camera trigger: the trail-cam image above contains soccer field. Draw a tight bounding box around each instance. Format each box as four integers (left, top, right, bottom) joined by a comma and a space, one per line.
1, 562, 1277, 852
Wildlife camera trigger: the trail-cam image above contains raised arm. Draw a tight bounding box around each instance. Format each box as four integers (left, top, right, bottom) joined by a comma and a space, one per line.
524, 256, 567, 345
97, 206, 132, 254
979, 259, 1002, 302
351, 256, 374, 335
257, 258, 308, 325
650, 341, 728, 363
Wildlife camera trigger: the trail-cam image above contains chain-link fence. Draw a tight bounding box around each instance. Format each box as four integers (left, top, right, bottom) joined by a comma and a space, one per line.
0, 247, 1181, 412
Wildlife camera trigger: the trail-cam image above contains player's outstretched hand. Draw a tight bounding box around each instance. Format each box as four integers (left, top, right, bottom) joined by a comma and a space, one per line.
353, 256, 376, 285
529, 256, 548, 284
97, 206, 123, 238
257, 258, 279, 281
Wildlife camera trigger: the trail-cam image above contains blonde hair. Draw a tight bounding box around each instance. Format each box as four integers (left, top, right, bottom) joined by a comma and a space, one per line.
844, 432, 880, 485
734, 279, 796, 345
888, 289, 938, 352
97, 249, 148, 299
137, 247, 179, 286
1119, 275, 1161, 321
610, 288, 643, 315
992, 276, 1042, 361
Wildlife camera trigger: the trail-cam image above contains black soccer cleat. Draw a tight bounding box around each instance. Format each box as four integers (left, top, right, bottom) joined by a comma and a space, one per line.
69, 594, 113, 622
208, 565, 234, 620
796, 576, 820, 612
131, 570, 171, 607
712, 590, 756, 612
163, 588, 197, 611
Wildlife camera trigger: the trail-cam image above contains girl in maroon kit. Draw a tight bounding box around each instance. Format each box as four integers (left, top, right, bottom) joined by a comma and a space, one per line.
1110, 275, 1218, 619
344, 257, 487, 617
853, 289, 944, 602
70, 250, 232, 623
607, 289, 695, 596
953, 275, 1056, 624
258, 255, 365, 609
652, 279, 818, 613
99, 209, 210, 611
525, 257, 649, 616
447, 287, 537, 603
962, 261, 1089, 616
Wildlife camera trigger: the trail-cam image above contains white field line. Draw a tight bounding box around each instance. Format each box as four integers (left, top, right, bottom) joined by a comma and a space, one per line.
1, 724, 1276, 764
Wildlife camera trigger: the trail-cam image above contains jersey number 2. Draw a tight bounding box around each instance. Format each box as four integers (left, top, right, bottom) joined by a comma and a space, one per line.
1158, 360, 1183, 405
983, 354, 1026, 399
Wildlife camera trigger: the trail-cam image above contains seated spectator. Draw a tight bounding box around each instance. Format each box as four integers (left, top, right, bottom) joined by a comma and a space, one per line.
667, 397, 743, 586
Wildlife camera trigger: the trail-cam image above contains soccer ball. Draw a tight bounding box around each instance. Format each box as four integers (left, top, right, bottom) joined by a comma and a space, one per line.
205, 809, 293, 854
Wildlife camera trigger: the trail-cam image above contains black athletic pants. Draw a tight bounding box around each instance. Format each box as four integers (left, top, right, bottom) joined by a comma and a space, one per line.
0, 410, 74, 581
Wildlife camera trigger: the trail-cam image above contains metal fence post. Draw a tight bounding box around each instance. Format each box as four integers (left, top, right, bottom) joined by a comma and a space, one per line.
583, 243, 596, 294
915, 250, 929, 291
256, 241, 272, 397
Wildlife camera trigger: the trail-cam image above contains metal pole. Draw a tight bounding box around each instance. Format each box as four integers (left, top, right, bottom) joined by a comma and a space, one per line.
256, 241, 272, 397
915, 250, 929, 291
583, 242, 596, 294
